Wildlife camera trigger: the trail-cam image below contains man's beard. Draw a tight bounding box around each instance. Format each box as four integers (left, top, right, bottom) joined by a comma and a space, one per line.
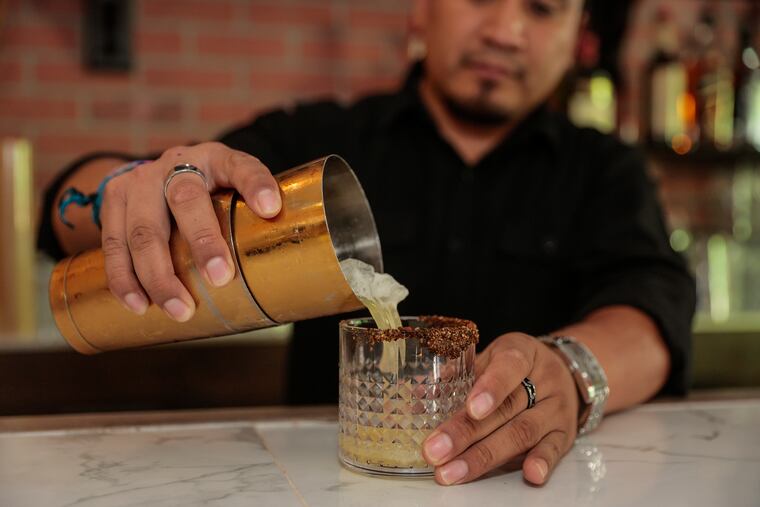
439, 80, 513, 126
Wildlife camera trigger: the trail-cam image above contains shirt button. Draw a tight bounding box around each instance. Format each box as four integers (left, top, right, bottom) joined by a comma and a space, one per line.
542, 237, 558, 255
448, 237, 464, 253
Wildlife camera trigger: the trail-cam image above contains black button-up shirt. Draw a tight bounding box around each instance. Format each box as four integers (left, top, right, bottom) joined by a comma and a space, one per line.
39, 66, 696, 404
217, 67, 695, 403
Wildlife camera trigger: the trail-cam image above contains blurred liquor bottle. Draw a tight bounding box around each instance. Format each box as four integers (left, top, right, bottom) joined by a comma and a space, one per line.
693, 6, 734, 151
734, 4, 760, 151
0, 139, 36, 339
567, 29, 617, 134
644, 6, 697, 153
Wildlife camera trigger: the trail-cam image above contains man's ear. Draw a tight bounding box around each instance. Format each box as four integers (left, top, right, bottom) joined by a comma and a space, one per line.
410, 0, 430, 34
573, 11, 590, 62
408, 0, 430, 60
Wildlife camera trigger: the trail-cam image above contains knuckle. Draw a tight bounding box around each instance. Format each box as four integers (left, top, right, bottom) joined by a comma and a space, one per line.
188, 226, 220, 249
128, 223, 162, 253
102, 234, 126, 257
106, 275, 131, 298
226, 149, 265, 176
130, 162, 153, 180
494, 393, 517, 420
544, 437, 564, 464
102, 179, 122, 202
499, 348, 531, 373
549, 397, 577, 431
224, 149, 248, 169
558, 391, 575, 414
511, 418, 539, 449
167, 179, 206, 208
223, 145, 252, 160
512, 332, 534, 343
200, 141, 225, 152
449, 414, 478, 443
248, 153, 262, 165
556, 395, 568, 414
469, 443, 495, 470
104, 264, 135, 296
139, 271, 174, 297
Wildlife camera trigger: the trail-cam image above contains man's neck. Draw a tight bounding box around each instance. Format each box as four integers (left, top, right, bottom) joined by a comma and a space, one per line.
418, 77, 516, 166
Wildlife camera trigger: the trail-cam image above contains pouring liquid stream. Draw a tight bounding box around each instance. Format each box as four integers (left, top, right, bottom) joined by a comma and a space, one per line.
339, 257, 410, 380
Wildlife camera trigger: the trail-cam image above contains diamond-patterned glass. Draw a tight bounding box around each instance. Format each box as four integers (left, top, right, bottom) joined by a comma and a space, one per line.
338, 317, 475, 477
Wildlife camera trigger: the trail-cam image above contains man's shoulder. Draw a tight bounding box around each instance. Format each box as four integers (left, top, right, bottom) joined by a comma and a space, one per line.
545, 110, 645, 176
222, 91, 400, 136
281, 91, 402, 129
548, 110, 635, 154
216, 90, 403, 168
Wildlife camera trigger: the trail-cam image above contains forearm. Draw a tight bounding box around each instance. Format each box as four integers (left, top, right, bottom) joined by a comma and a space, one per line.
553, 305, 671, 414
51, 157, 126, 255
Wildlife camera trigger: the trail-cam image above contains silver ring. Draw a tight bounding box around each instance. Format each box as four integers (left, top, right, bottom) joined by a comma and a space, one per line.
522, 377, 537, 410
163, 163, 208, 199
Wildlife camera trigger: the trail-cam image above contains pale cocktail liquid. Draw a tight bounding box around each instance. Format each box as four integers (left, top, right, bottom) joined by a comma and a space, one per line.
339, 259, 429, 469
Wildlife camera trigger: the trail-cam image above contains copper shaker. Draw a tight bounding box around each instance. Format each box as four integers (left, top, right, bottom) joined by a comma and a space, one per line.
49, 155, 383, 354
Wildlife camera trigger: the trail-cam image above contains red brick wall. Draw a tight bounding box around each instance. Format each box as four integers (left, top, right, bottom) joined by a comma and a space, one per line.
2, 0, 753, 215
0, 0, 410, 198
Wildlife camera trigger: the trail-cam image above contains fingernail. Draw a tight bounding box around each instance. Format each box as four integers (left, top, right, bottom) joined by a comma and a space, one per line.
439, 460, 468, 485
424, 432, 453, 464
469, 392, 494, 419
163, 298, 192, 322
256, 188, 280, 216
206, 256, 232, 287
535, 458, 548, 480
123, 292, 148, 315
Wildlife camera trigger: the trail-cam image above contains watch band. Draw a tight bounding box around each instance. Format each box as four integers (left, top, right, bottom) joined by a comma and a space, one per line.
539, 335, 609, 436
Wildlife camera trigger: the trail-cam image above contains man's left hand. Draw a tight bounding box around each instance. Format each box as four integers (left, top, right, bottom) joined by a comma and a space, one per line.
421, 332, 580, 485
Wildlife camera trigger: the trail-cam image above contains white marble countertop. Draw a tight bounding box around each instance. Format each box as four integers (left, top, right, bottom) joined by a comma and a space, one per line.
1, 398, 759, 507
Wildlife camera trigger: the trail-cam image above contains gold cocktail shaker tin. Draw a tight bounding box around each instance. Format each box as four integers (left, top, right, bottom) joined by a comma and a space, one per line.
49, 155, 383, 354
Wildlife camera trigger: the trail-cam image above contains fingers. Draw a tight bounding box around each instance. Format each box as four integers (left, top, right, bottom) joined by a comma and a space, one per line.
125, 174, 196, 322
466, 334, 535, 420
422, 336, 579, 487
433, 399, 554, 486
99, 142, 278, 321
422, 380, 532, 466
100, 180, 149, 315
163, 170, 234, 287
522, 430, 571, 485
204, 144, 282, 218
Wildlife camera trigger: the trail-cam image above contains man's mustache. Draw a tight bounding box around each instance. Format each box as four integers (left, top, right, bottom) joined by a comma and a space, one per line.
461, 52, 526, 79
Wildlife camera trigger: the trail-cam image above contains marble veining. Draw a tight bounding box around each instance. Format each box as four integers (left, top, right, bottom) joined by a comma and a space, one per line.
0, 423, 302, 507
1, 400, 759, 506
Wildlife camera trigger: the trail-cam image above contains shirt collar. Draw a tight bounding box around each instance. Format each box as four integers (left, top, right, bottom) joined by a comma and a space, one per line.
377, 62, 426, 128
380, 62, 563, 153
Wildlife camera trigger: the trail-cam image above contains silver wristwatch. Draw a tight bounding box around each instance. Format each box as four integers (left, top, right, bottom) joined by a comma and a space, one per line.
539, 335, 609, 436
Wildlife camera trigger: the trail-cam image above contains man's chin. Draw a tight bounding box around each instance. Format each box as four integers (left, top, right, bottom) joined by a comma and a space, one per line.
442, 95, 514, 126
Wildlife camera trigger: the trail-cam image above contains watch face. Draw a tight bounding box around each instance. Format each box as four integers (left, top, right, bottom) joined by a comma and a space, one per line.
557, 340, 608, 403
543, 336, 608, 435
586, 362, 609, 399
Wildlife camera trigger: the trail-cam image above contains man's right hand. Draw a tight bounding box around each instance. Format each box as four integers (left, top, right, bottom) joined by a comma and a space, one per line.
99, 142, 281, 322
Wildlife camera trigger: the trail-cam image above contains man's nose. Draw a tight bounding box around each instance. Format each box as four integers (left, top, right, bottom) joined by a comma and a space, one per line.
481, 0, 527, 50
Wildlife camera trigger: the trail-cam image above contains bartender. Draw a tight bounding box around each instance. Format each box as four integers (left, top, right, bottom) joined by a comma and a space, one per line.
38, 0, 694, 488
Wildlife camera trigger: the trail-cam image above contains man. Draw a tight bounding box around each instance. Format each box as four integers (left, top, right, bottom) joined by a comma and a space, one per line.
39, 0, 694, 487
